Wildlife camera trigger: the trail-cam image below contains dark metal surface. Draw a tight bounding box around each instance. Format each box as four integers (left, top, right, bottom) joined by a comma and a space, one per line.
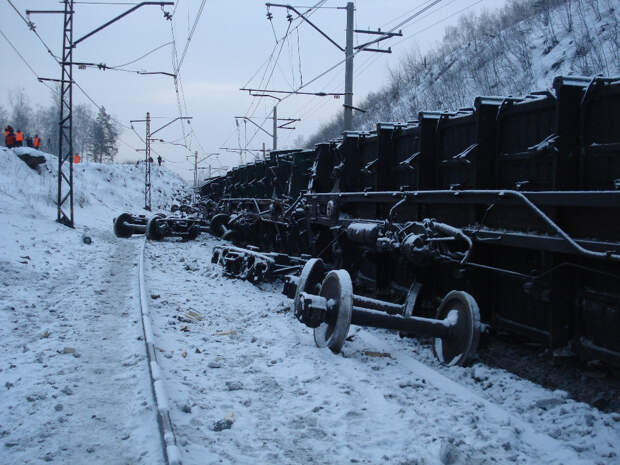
198, 73, 620, 368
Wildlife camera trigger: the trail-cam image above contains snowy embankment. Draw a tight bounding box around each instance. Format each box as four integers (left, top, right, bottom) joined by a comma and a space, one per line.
145, 238, 620, 465
0, 148, 186, 464
1, 147, 619, 465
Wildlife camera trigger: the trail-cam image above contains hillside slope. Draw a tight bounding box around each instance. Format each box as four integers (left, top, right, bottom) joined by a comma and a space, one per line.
0, 147, 187, 231
308, 0, 620, 144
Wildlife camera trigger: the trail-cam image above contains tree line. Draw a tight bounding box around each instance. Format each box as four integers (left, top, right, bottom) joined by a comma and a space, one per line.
0, 89, 120, 163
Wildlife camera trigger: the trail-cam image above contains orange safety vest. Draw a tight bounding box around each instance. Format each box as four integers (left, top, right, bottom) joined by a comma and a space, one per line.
15, 131, 24, 142
73, 154, 81, 164
33, 137, 41, 148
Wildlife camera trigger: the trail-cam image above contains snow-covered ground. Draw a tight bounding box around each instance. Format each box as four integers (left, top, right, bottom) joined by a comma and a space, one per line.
0, 148, 183, 464
145, 238, 620, 465
1, 147, 619, 465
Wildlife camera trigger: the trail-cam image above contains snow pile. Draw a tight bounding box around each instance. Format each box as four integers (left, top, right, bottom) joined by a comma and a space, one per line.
0, 146, 187, 229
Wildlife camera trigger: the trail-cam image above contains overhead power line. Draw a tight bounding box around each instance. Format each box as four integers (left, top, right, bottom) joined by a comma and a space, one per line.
282, 0, 488, 148
0, 28, 55, 92
175, 0, 207, 75
219, 0, 327, 151
7, 0, 61, 63
112, 40, 173, 68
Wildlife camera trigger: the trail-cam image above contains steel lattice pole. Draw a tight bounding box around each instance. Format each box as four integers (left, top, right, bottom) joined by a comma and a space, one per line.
57, 0, 74, 227
145, 112, 151, 211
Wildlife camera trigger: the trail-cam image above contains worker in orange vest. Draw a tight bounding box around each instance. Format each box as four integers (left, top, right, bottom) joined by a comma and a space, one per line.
5, 127, 16, 148
4, 127, 10, 147
33, 135, 41, 150
73, 154, 81, 164
15, 129, 24, 147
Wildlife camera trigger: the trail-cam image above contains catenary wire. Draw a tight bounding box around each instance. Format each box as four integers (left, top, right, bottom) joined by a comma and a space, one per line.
281, 0, 486, 147
175, 0, 207, 75
219, 0, 327, 151
6, 0, 61, 62
0, 28, 55, 92
111, 41, 173, 68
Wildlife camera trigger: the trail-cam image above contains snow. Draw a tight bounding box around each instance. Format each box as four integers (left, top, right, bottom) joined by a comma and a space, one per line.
145, 238, 620, 465
1, 146, 619, 464
0, 147, 184, 464
337, 1, 620, 139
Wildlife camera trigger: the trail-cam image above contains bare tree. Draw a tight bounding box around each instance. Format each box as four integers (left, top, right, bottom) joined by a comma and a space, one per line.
73, 104, 94, 160
0, 105, 7, 129
35, 88, 61, 155
560, 0, 574, 32
9, 89, 34, 136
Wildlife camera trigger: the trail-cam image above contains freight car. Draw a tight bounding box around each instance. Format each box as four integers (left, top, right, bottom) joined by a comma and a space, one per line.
200, 75, 620, 367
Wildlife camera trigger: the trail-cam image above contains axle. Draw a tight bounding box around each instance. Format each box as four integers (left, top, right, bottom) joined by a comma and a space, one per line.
297, 291, 455, 339
146, 216, 204, 241
113, 212, 148, 238
292, 258, 481, 366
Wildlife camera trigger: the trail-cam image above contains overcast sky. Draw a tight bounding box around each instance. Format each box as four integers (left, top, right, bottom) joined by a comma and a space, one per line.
1, 0, 508, 181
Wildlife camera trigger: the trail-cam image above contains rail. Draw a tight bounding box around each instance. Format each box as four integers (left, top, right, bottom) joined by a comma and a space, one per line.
138, 239, 182, 465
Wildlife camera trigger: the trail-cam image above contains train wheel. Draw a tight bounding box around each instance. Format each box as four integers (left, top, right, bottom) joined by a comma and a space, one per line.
314, 270, 353, 354
432, 290, 481, 366
294, 258, 325, 324
146, 217, 165, 241
187, 225, 200, 241
113, 213, 134, 238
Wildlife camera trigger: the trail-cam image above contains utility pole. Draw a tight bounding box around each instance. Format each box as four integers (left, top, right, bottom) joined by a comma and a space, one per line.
193, 151, 198, 190
272, 105, 278, 150
188, 151, 219, 201
263, 3, 401, 132
131, 113, 192, 211
130, 112, 152, 211
58, 0, 74, 227
145, 112, 151, 210
234, 110, 299, 153
30, 0, 174, 227
344, 2, 354, 131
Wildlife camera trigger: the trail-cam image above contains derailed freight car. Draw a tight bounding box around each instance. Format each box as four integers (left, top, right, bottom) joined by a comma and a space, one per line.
201, 75, 620, 367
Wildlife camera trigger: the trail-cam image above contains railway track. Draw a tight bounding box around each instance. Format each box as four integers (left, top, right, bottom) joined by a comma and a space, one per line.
137, 239, 182, 465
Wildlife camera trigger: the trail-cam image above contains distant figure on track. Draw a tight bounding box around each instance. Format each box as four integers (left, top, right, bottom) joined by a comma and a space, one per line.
33, 135, 41, 150
15, 129, 24, 147
157, 155, 162, 166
